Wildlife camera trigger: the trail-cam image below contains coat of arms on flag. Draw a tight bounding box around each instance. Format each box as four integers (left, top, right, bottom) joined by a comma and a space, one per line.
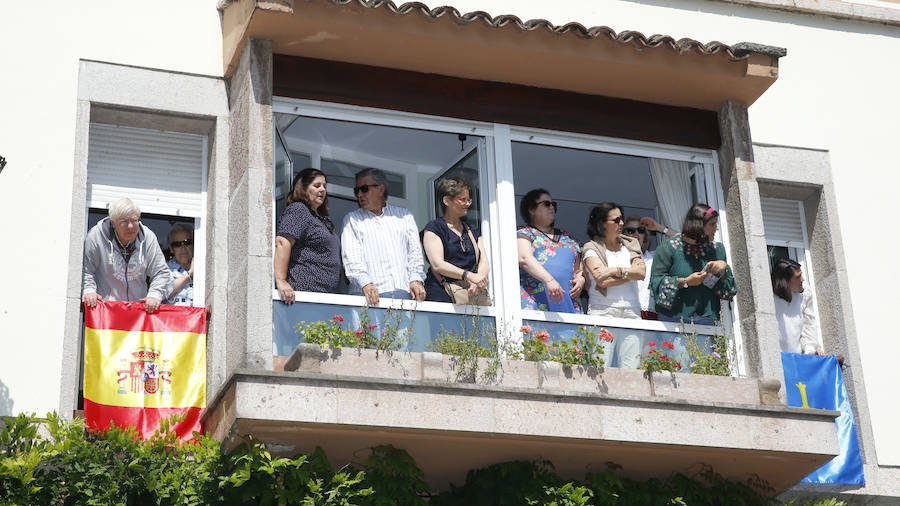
83, 300, 207, 440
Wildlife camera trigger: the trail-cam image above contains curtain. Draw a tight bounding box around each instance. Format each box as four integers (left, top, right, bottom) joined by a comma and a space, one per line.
648, 158, 694, 232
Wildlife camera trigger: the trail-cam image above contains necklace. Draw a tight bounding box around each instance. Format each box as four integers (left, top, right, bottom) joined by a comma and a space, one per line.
533, 225, 559, 243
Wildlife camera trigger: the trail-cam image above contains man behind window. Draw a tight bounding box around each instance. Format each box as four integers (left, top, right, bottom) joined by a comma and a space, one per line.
165, 223, 194, 306
341, 168, 426, 305
81, 198, 169, 313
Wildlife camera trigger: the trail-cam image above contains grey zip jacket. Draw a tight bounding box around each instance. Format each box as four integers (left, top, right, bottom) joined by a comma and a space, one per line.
82, 217, 170, 302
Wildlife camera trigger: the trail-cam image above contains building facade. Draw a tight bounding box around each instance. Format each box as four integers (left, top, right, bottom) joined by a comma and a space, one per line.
1, 0, 898, 501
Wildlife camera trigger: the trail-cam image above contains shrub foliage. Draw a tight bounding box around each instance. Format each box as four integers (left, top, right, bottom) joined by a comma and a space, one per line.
0, 413, 844, 505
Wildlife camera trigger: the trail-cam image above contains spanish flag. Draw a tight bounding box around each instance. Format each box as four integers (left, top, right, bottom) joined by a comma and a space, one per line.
84, 300, 206, 440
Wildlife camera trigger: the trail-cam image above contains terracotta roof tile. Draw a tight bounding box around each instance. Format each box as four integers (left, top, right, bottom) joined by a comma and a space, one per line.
328, 0, 787, 59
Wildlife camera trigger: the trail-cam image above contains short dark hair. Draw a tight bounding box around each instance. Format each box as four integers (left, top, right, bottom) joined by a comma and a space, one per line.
437, 178, 471, 212
355, 167, 388, 198
586, 202, 622, 240
772, 258, 801, 302
624, 215, 650, 252
287, 168, 329, 215
681, 203, 718, 243
519, 188, 551, 226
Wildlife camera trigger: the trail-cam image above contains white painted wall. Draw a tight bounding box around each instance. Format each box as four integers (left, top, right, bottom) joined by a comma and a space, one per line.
2, 0, 898, 474
442, 0, 900, 465
0, 1, 223, 416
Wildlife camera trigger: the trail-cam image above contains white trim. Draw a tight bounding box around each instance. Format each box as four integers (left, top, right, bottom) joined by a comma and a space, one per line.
490, 124, 523, 344
518, 309, 720, 335
509, 126, 716, 164
708, 156, 746, 377
272, 289, 497, 317
273, 97, 493, 137
193, 135, 209, 308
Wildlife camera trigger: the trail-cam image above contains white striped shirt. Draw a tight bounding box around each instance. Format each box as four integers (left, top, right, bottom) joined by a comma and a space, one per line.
341, 204, 425, 294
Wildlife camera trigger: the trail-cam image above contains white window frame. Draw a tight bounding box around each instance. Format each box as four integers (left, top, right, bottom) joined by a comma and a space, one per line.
762, 198, 824, 351
85, 130, 209, 308
270, 98, 738, 368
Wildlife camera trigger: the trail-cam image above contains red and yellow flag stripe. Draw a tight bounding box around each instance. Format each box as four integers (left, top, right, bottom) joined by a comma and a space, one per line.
83, 301, 207, 440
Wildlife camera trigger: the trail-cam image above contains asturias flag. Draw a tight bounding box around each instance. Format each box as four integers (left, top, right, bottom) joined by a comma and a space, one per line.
781, 352, 865, 485
84, 300, 207, 440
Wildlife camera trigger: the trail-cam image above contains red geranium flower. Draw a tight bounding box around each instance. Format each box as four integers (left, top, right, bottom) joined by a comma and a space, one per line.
660, 356, 669, 361
599, 328, 615, 342
534, 330, 551, 344
648, 341, 656, 347
332, 315, 344, 322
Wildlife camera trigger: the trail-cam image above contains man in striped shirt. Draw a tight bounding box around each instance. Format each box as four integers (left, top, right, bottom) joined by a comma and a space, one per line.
341, 168, 426, 305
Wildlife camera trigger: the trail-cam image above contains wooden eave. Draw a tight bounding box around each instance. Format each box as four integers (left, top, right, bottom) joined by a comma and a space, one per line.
221, 0, 782, 111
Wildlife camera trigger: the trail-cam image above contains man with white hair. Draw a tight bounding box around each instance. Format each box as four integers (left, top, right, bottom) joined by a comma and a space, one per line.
81, 198, 170, 313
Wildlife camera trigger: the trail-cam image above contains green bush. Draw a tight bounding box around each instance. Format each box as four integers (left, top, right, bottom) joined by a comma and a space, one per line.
0, 413, 848, 505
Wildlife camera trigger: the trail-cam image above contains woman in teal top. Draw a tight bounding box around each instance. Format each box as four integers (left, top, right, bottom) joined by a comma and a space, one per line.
650, 203, 737, 324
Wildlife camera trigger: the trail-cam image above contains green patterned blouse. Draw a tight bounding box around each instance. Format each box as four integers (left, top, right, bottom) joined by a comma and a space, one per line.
649, 235, 737, 321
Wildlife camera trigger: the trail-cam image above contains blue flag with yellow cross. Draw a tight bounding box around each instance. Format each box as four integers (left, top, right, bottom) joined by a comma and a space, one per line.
781, 352, 865, 485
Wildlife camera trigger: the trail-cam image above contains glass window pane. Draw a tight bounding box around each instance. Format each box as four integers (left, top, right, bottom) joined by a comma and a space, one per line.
274, 129, 293, 226
432, 148, 481, 225
274, 301, 495, 356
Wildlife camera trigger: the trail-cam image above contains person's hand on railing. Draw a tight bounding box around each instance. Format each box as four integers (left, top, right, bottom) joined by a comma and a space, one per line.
276, 279, 295, 305
82, 293, 102, 308
409, 281, 426, 302
140, 297, 160, 313
362, 283, 380, 306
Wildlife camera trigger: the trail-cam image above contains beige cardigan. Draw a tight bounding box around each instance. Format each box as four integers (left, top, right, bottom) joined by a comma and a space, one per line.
582, 234, 645, 297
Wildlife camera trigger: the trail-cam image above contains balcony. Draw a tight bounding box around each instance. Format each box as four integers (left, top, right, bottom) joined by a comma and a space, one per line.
202, 296, 839, 494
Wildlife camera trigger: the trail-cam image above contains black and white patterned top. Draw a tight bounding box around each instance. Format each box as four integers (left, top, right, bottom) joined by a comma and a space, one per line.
276, 202, 341, 293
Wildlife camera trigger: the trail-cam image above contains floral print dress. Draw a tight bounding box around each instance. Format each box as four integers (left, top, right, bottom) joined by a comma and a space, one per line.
649, 235, 737, 321
518, 226, 582, 313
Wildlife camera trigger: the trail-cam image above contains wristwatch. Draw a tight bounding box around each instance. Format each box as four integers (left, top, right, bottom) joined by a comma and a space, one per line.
682, 278, 689, 289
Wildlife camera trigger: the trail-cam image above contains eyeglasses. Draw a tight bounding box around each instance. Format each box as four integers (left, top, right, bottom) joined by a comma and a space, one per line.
535, 200, 558, 211
607, 216, 624, 224
171, 239, 193, 248
353, 184, 381, 195
624, 226, 647, 234
116, 218, 140, 226
454, 197, 473, 206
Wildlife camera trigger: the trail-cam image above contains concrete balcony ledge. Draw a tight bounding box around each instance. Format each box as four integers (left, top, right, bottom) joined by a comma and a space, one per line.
203, 345, 840, 493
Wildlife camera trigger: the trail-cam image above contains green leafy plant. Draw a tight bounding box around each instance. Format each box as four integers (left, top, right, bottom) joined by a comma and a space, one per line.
639, 340, 683, 374
295, 307, 416, 353
681, 318, 732, 376
514, 325, 611, 369
427, 315, 500, 383
354, 445, 429, 505
295, 315, 360, 349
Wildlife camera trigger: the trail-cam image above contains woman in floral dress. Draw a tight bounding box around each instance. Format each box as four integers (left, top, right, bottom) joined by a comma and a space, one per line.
516, 189, 585, 313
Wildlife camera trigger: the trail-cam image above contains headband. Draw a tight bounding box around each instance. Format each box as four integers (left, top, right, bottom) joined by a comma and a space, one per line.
704, 207, 716, 218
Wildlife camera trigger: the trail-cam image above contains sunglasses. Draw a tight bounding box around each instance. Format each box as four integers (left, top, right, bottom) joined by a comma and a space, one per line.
454, 197, 473, 206
624, 226, 647, 234
353, 183, 381, 195
535, 200, 558, 210
607, 216, 624, 224
171, 239, 193, 248
458, 235, 470, 253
